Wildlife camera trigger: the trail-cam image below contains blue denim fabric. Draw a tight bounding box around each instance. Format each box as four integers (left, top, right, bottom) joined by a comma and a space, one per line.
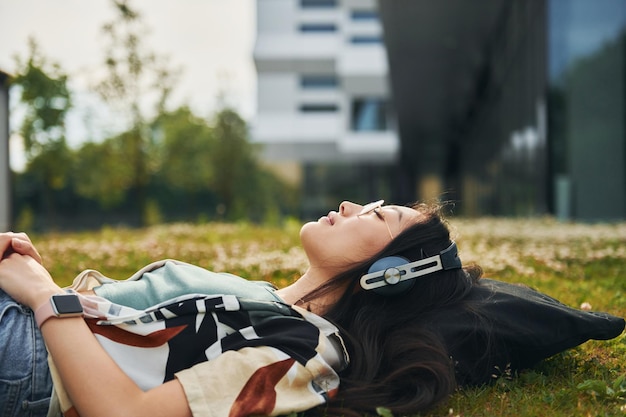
0, 289, 53, 417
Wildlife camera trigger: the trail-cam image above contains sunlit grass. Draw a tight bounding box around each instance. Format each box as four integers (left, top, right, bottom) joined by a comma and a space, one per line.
31, 217, 626, 417
36, 221, 306, 288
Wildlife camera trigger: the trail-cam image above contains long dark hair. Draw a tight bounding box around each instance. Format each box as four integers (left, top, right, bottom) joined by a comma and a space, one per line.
305, 203, 482, 417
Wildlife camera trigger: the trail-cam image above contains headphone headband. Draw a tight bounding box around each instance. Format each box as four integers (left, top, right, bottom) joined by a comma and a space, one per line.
360, 242, 462, 292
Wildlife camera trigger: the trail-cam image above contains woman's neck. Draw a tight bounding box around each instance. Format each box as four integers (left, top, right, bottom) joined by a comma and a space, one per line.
276, 268, 341, 315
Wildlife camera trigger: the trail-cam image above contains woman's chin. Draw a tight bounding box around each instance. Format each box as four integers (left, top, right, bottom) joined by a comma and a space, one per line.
299, 221, 316, 239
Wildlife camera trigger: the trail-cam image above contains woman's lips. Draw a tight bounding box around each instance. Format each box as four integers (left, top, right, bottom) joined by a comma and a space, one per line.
319, 215, 331, 225
319, 211, 336, 225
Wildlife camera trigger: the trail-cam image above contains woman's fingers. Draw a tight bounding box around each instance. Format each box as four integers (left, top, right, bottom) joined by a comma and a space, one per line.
11, 237, 43, 264
0, 232, 43, 264
0, 233, 18, 258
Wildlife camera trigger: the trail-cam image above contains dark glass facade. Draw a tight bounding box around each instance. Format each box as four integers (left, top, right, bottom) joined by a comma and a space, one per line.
548, 0, 626, 220
457, 1, 549, 216
380, 0, 626, 220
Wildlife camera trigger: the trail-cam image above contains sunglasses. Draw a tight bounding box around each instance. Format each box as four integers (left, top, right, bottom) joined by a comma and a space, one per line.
357, 200, 394, 239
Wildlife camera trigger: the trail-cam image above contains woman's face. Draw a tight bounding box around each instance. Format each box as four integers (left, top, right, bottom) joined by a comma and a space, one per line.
300, 200, 421, 275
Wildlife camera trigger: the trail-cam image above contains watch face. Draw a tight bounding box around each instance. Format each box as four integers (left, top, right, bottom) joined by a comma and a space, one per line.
52, 294, 84, 315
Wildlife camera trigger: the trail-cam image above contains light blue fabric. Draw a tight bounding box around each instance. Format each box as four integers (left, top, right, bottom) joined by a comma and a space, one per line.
0, 289, 53, 417
93, 261, 282, 310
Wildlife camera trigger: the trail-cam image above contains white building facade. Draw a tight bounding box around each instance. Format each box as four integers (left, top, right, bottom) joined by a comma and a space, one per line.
252, 0, 398, 169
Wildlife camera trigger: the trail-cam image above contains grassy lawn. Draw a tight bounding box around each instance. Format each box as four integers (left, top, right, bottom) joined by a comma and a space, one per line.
31, 217, 626, 417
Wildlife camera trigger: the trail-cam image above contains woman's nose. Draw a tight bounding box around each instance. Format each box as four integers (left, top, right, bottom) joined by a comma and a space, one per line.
339, 201, 361, 216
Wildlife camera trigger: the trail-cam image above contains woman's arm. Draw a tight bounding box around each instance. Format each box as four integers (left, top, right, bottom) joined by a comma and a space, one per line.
0, 235, 192, 417
41, 313, 192, 417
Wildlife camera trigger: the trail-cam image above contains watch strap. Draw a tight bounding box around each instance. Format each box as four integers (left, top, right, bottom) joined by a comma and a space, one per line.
34, 298, 57, 328
34, 292, 83, 328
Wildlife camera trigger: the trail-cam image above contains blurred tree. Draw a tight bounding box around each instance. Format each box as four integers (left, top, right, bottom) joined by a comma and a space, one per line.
210, 109, 256, 219
72, 136, 134, 209
11, 37, 72, 227
94, 0, 179, 225
156, 106, 214, 193
209, 108, 298, 222
152, 106, 217, 218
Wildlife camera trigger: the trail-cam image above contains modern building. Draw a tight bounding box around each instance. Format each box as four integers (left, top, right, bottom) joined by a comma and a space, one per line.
380, 0, 626, 221
0, 70, 11, 231
253, 0, 398, 217
254, 0, 626, 221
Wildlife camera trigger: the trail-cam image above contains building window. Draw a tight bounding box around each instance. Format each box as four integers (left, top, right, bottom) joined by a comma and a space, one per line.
351, 98, 387, 131
299, 23, 337, 33
350, 35, 383, 44
300, 104, 339, 112
351, 10, 379, 20
300, 0, 337, 8
301, 75, 339, 89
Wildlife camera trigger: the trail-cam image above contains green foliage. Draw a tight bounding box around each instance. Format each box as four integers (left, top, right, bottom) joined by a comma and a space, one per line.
206, 108, 298, 222
209, 108, 256, 219
577, 375, 626, 401
15, 206, 34, 233
154, 106, 215, 192
27, 140, 72, 190
8, 0, 298, 230
11, 37, 73, 228
92, 0, 180, 225
376, 407, 394, 417
95, 0, 178, 119
72, 139, 134, 207
143, 198, 163, 226
13, 100, 297, 227
11, 38, 72, 158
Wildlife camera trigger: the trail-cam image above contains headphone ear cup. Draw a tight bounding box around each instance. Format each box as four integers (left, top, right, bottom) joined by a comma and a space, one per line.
365, 256, 414, 296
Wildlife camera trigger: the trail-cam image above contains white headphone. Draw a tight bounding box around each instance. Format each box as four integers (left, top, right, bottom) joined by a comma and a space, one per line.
360, 242, 462, 296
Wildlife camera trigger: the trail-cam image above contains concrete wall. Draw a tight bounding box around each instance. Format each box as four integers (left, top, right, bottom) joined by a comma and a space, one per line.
253, 0, 397, 163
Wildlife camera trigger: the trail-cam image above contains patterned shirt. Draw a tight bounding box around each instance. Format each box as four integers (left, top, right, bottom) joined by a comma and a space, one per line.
47, 260, 349, 417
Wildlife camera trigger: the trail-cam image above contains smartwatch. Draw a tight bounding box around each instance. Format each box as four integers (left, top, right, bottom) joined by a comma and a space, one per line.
34, 292, 84, 328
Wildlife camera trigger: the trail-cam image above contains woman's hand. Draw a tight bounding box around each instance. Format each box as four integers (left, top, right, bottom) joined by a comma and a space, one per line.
0, 233, 60, 310
0, 233, 192, 417
0, 232, 43, 264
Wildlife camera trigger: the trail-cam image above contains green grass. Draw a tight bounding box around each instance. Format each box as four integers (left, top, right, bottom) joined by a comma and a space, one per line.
30, 217, 626, 417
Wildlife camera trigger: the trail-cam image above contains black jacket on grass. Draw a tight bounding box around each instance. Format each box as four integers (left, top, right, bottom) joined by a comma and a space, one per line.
427, 279, 625, 385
